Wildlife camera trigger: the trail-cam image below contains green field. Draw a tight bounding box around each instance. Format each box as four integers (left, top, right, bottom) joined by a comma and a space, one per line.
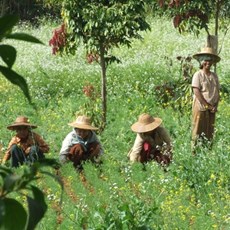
0, 17, 230, 229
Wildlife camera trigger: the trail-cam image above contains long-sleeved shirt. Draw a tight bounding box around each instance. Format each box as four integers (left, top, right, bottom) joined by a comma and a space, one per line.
59, 129, 103, 163
128, 126, 171, 162
3, 132, 50, 163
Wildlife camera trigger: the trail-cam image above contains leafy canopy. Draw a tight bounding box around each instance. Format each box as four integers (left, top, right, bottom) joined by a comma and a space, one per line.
49, 0, 151, 126
61, 0, 151, 57
158, 0, 230, 35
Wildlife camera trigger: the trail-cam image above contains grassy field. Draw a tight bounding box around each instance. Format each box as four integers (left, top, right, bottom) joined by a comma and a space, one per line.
0, 17, 230, 229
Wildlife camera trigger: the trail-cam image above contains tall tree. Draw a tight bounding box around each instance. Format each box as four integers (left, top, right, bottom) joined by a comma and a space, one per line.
49, 0, 150, 128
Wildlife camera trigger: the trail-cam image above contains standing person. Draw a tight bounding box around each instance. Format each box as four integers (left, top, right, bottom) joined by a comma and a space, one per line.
60, 115, 103, 171
128, 113, 172, 166
192, 47, 221, 149
2, 116, 50, 167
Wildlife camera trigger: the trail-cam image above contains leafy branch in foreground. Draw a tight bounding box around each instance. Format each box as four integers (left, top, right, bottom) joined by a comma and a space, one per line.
0, 14, 44, 104
0, 159, 63, 230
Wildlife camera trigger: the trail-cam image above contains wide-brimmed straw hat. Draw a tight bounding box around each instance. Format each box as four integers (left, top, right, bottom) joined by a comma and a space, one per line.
7, 116, 37, 130
131, 113, 162, 133
68, 115, 98, 130
193, 47, 220, 63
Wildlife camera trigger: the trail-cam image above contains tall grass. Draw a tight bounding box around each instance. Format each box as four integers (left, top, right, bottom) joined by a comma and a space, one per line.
0, 17, 229, 229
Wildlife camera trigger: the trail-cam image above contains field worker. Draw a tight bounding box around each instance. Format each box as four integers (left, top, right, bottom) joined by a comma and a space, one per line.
192, 47, 220, 149
128, 113, 172, 166
60, 115, 103, 171
2, 116, 50, 167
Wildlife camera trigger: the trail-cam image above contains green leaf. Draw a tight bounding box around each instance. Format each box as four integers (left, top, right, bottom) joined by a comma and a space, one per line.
0, 44, 17, 68
0, 166, 13, 179
3, 174, 21, 193
37, 158, 61, 169
0, 15, 18, 41
40, 170, 63, 203
0, 199, 4, 224
6, 33, 44, 45
0, 66, 31, 103
26, 186, 47, 230
0, 198, 27, 230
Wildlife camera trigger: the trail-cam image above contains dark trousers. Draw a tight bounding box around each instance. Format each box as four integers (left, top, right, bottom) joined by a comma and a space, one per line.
10, 144, 44, 167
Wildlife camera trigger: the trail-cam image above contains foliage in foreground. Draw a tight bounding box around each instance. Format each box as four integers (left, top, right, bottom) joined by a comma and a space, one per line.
0, 14, 43, 104
0, 159, 62, 230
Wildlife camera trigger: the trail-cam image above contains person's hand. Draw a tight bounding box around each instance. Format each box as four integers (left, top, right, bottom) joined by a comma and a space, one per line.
69, 144, 83, 156
68, 144, 84, 165
204, 103, 212, 110
210, 106, 217, 113
25, 147, 31, 154
90, 145, 100, 157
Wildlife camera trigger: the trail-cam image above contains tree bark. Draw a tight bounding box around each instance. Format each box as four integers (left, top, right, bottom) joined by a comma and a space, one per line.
214, 0, 221, 73
0, 0, 8, 17
99, 43, 107, 128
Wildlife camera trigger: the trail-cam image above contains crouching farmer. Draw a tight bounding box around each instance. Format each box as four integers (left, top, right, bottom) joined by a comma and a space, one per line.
60, 115, 103, 171
128, 113, 172, 167
2, 116, 50, 167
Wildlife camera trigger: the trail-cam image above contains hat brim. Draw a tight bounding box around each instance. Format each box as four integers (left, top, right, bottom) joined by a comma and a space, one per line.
193, 53, 221, 63
131, 117, 162, 133
68, 122, 98, 130
7, 123, 37, 130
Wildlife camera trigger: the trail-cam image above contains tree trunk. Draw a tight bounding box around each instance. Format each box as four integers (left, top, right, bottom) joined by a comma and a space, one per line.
207, 35, 218, 53
0, 0, 8, 17
215, 0, 220, 37
214, 0, 221, 73
99, 43, 107, 128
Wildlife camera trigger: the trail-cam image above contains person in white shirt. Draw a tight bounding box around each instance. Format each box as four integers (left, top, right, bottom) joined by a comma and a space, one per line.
60, 115, 103, 171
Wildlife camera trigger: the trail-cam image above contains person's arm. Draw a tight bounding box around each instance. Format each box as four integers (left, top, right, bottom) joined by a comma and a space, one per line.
2, 149, 11, 164
192, 87, 213, 110
34, 133, 50, 153
91, 132, 104, 155
59, 133, 72, 163
192, 71, 213, 111
2, 137, 17, 164
158, 127, 173, 162
128, 134, 143, 162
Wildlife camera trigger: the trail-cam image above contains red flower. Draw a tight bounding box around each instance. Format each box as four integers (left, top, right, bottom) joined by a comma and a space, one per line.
86, 53, 99, 64
49, 24, 66, 55
83, 85, 94, 98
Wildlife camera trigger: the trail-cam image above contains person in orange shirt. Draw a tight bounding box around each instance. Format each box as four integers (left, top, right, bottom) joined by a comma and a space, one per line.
2, 116, 50, 167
